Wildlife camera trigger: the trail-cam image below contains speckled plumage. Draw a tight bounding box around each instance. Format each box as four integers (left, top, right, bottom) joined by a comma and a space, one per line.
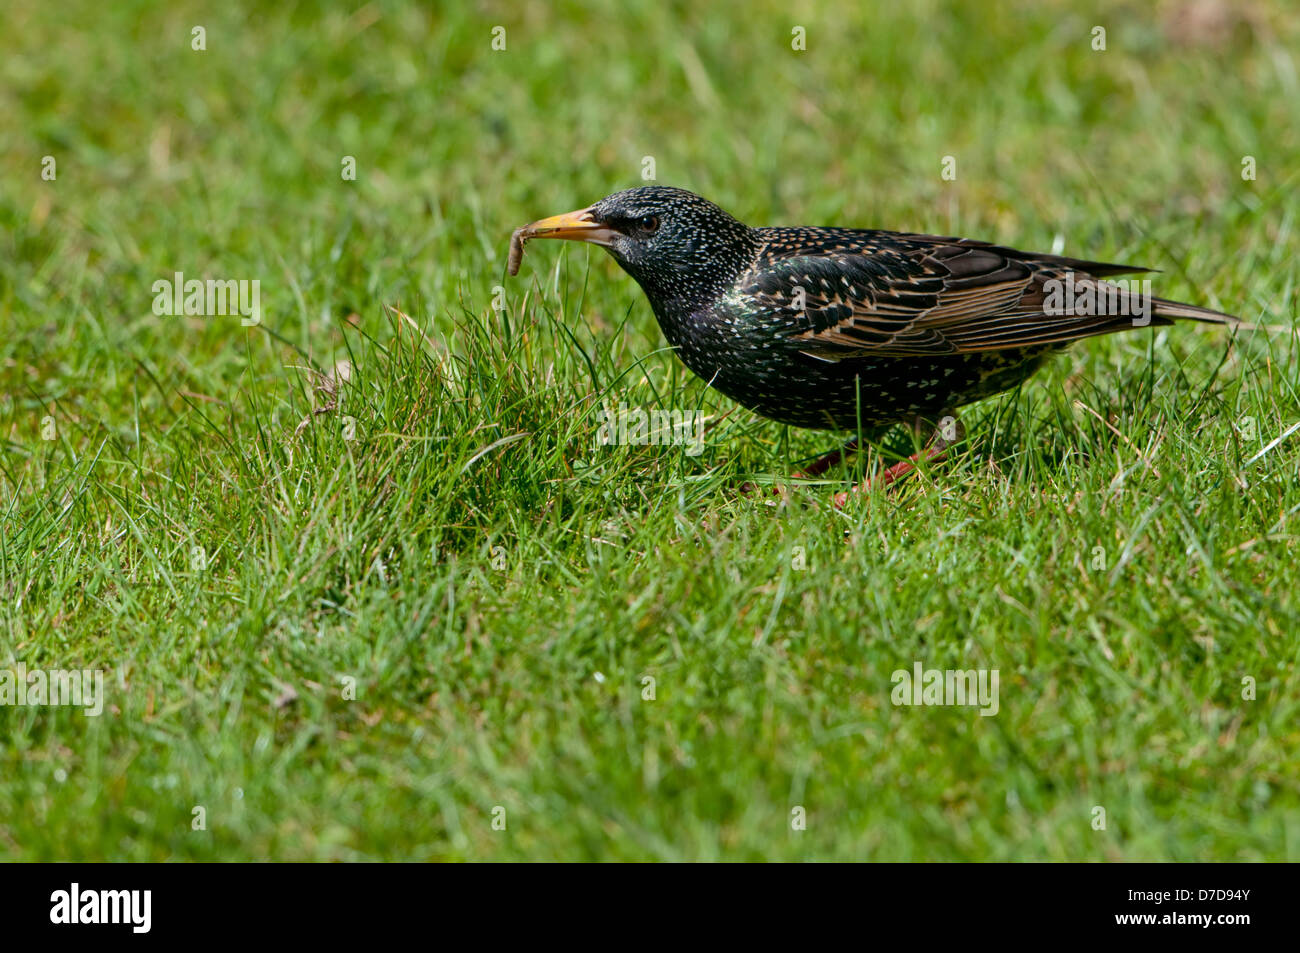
515, 186, 1236, 434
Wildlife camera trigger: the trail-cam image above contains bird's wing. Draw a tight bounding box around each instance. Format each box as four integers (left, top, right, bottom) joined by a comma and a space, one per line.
742, 229, 1166, 359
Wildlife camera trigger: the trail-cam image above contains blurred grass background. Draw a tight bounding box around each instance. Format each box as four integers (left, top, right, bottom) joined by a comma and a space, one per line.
1, 0, 1298, 860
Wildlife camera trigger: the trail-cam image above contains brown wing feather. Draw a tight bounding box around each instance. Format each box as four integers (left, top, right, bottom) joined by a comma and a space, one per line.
741, 228, 1230, 359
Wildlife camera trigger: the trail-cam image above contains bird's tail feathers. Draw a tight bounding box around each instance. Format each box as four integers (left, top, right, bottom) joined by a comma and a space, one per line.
1150, 296, 1240, 325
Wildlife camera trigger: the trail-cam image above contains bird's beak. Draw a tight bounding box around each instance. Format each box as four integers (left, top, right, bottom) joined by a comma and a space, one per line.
520, 206, 616, 246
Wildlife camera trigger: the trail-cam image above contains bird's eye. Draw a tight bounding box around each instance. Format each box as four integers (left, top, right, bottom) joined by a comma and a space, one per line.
637, 214, 660, 233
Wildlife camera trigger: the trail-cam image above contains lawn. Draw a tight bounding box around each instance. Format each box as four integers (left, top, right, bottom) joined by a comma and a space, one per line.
1, 0, 1297, 861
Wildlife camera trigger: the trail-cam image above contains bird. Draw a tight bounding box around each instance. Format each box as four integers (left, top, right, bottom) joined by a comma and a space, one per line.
509, 186, 1237, 504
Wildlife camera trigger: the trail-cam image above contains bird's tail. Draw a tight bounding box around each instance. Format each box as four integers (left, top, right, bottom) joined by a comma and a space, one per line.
1150, 295, 1240, 325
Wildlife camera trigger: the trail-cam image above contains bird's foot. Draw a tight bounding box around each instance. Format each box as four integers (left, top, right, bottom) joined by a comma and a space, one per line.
831, 451, 939, 508
739, 470, 810, 500
798, 439, 859, 478
739, 437, 859, 499
832, 414, 962, 508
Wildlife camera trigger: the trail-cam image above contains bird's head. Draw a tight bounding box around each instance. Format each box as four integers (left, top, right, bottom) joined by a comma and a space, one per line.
517, 186, 757, 305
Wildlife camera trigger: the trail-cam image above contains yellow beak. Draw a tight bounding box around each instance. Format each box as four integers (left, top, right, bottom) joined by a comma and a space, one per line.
519, 206, 616, 246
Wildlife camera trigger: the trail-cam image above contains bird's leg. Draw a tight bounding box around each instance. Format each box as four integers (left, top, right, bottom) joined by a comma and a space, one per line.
793, 437, 860, 479
739, 436, 860, 499
833, 413, 963, 508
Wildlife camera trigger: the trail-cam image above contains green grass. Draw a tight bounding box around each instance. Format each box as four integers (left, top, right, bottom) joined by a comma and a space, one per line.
2, 0, 1299, 861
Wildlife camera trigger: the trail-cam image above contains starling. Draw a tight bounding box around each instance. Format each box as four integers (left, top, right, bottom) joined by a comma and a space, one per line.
510, 186, 1237, 503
